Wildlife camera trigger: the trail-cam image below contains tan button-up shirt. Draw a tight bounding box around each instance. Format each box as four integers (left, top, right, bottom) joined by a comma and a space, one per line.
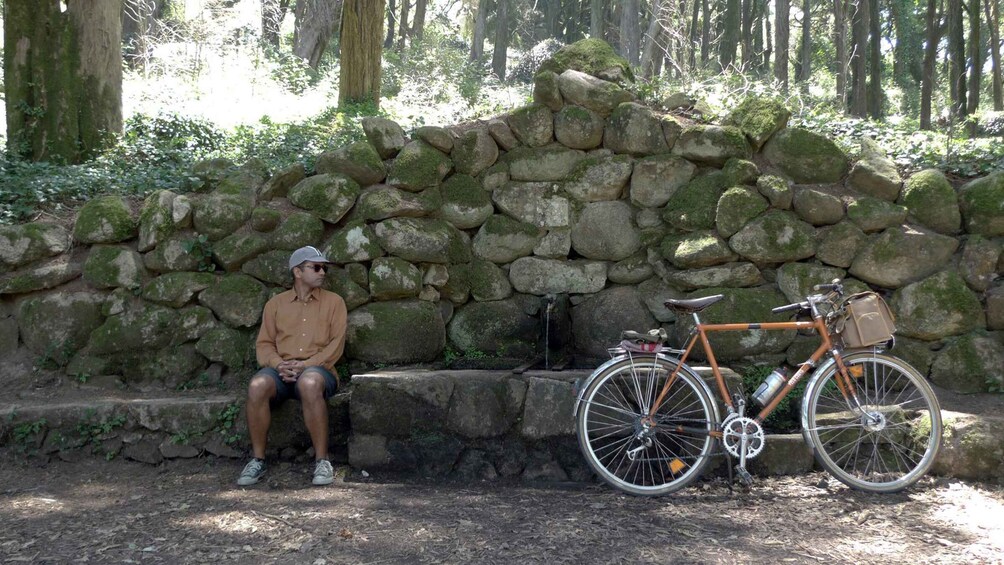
255, 288, 347, 371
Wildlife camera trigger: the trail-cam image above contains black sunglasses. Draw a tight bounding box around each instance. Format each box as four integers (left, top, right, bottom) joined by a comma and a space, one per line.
301, 264, 327, 273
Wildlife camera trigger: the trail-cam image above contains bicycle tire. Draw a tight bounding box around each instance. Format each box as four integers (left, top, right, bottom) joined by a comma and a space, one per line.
802, 352, 942, 493
576, 356, 718, 496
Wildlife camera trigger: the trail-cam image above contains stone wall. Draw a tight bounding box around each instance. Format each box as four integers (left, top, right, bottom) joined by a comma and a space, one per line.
0, 39, 1002, 401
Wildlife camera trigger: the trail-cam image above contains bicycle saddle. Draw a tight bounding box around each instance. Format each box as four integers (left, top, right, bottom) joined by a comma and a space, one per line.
664, 294, 725, 313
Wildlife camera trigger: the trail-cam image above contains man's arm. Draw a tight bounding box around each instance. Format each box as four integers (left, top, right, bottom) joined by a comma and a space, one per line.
255, 299, 284, 369
302, 296, 348, 370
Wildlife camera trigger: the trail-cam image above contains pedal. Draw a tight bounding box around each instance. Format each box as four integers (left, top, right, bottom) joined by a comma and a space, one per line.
735, 465, 754, 487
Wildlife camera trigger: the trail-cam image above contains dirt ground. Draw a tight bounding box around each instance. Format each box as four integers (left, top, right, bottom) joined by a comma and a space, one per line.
1, 454, 1002, 565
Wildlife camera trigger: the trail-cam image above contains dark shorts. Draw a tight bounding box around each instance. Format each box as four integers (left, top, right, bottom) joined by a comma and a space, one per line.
256, 366, 338, 407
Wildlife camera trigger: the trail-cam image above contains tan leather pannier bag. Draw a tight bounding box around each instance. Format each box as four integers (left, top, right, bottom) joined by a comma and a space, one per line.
835, 292, 896, 348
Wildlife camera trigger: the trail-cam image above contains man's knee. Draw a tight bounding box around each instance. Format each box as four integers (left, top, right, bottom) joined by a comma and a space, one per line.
248, 372, 277, 401
296, 370, 327, 398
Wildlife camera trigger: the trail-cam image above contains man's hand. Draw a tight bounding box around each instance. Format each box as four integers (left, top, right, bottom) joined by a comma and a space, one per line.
277, 360, 306, 383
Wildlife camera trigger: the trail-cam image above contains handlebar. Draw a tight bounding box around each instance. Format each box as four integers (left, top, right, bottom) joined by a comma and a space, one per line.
773, 279, 845, 315
771, 301, 808, 314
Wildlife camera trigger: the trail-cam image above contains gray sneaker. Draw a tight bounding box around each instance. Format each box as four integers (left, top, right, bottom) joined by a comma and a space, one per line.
313, 459, 334, 486
237, 458, 266, 486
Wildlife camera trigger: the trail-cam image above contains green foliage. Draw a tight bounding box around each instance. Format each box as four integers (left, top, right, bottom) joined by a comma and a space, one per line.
76, 410, 127, 445
13, 418, 47, 451
35, 340, 74, 370
181, 234, 215, 272
215, 403, 242, 446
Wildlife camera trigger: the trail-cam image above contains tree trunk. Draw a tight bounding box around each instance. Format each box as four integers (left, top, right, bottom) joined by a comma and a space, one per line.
849, 0, 867, 116
591, 0, 607, 39
700, 0, 711, 65
470, 0, 487, 61
412, 0, 426, 39
920, 0, 939, 129
947, 0, 966, 119
492, 0, 510, 80
620, 0, 641, 65
797, 0, 811, 82
4, 0, 123, 163
752, 0, 765, 73
775, 0, 790, 88
339, 0, 384, 107
834, 0, 848, 110
890, 0, 923, 113
396, 0, 409, 49
986, 0, 1003, 110
640, 0, 664, 76
261, 0, 288, 48
294, 0, 342, 69
123, 0, 167, 70
764, 5, 772, 68
867, 0, 881, 117
545, 0, 561, 38
563, 0, 584, 42
740, 0, 752, 68
966, 0, 981, 135
688, 0, 700, 68
385, 0, 396, 48
719, 0, 740, 70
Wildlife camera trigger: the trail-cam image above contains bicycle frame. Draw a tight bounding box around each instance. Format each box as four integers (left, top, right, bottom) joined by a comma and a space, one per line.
648, 309, 858, 427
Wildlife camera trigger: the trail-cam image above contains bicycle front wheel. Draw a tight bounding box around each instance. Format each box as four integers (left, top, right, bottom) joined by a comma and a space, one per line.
576, 356, 717, 496
802, 353, 942, 493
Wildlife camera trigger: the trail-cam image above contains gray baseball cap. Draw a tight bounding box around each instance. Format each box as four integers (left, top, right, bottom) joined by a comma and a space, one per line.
288, 246, 331, 270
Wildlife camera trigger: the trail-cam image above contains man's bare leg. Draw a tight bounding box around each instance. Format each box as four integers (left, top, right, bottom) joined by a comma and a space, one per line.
297, 371, 329, 460
246, 373, 277, 460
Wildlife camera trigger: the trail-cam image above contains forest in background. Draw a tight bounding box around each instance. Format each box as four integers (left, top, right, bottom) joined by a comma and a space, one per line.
0, 0, 1002, 224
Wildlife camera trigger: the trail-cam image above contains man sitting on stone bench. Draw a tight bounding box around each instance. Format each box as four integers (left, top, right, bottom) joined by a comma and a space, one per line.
238, 246, 347, 487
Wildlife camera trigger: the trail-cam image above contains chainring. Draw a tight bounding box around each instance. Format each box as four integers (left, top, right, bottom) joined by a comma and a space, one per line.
721, 416, 766, 460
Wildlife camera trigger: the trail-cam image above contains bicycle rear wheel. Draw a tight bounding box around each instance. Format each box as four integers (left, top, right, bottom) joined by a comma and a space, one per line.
576, 356, 717, 496
802, 353, 942, 493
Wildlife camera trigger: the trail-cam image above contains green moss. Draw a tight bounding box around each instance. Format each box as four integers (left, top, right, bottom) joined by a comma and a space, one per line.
142, 272, 217, 308
725, 96, 791, 148
959, 171, 1004, 236
346, 141, 384, 170
537, 38, 634, 82
663, 171, 729, 230
250, 207, 282, 232
722, 158, 760, 185
270, 211, 325, 250
287, 173, 360, 223
387, 141, 453, 190
73, 196, 137, 243
440, 174, 489, 208
82, 246, 143, 290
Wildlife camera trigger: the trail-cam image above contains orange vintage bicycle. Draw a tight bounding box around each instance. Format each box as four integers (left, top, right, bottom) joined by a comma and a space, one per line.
573, 280, 943, 495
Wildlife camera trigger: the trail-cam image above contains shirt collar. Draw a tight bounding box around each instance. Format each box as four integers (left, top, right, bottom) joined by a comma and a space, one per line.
289, 287, 321, 303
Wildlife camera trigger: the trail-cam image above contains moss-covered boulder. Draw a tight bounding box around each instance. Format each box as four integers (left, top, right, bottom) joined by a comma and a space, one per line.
486, 118, 519, 151
716, 186, 769, 238
174, 305, 219, 344
72, 196, 137, 244
884, 335, 937, 377
386, 140, 453, 191
18, 292, 105, 364
120, 343, 208, 389
372, 217, 470, 263
930, 333, 1004, 393
846, 138, 903, 201
142, 272, 217, 308
602, 102, 670, 156
211, 231, 269, 271
663, 262, 763, 290
314, 141, 387, 186
722, 158, 760, 186
238, 249, 288, 286
215, 162, 267, 195
762, 127, 850, 184
137, 191, 180, 252
506, 104, 554, 147
849, 225, 959, 288
724, 96, 791, 151
532, 69, 564, 111
629, 155, 696, 208
287, 173, 361, 224
323, 220, 384, 264
452, 128, 499, 177
554, 104, 604, 149
792, 188, 845, 226
533, 228, 572, 258
815, 221, 867, 268
756, 174, 793, 210
891, 271, 986, 339
571, 201, 642, 261
660, 231, 737, 269
361, 116, 407, 159
250, 207, 281, 232
455, 258, 513, 302
673, 125, 752, 167
191, 157, 235, 191
258, 163, 306, 201
198, 274, 268, 328
196, 326, 256, 371
960, 236, 1001, 292
268, 211, 325, 251
414, 125, 455, 153
674, 287, 796, 361
435, 174, 493, 229
572, 286, 657, 358
775, 263, 847, 303
0, 255, 83, 295
636, 276, 685, 322
562, 154, 633, 202
447, 298, 537, 353
508, 257, 607, 295
492, 181, 571, 228
898, 169, 960, 234
662, 171, 730, 230
346, 300, 446, 363
324, 268, 370, 311
354, 185, 441, 221
846, 197, 908, 233
987, 286, 1004, 330
87, 299, 178, 354
556, 69, 634, 116
82, 246, 146, 290
958, 170, 1004, 236
538, 38, 634, 83
143, 233, 204, 273
933, 413, 1004, 482
368, 257, 422, 300
472, 215, 543, 264
728, 210, 816, 264
192, 193, 254, 241
608, 252, 654, 284
506, 145, 584, 182
0, 222, 69, 270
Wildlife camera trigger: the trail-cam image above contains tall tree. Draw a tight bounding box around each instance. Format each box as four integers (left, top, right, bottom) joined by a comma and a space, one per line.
890, 0, 923, 113
834, 0, 849, 110
294, 0, 343, 69
867, 0, 881, 117
385, 0, 397, 48
719, 0, 740, 70
262, 0, 291, 49
591, 0, 607, 39
470, 0, 488, 61
741, 0, 754, 69
920, 0, 940, 129
775, 0, 790, 89
752, 0, 767, 73
700, 0, 711, 65
796, 0, 812, 82
966, 0, 982, 134
621, 0, 642, 65
4, 0, 122, 163
492, 0, 510, 79
946, 0, 967, 119
396, 0, 410, 49
688, 0, 701, 68
848, 0, 868, 116
640, 0, 665, 77
340, 0, 385, 107
986, 0, 1003, 110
